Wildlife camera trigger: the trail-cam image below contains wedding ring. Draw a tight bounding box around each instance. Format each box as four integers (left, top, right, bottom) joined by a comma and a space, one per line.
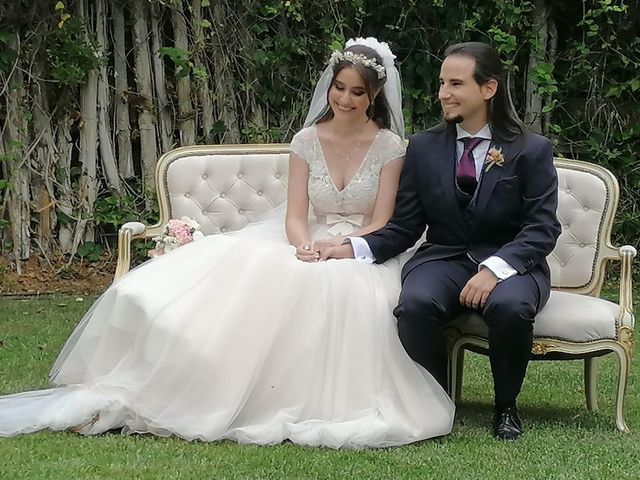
303, 245, 310, 251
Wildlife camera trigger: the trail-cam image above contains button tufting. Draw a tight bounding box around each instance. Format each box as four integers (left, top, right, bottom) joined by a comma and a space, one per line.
566, 188, 571, 193
220, 193, 226, 198
237, 173, 243, 179
202, 174, 208, 179
583, 206, 589, 211
564, 224, 570, 229
220, 226, 227, 233
202, 210, 207, 214
257, 190, 263, 196
239, 209, 245, 214
579, 243, 585, 247
185, 193, 191, 198
560, 261, 566, 266
275, 173, 281, 179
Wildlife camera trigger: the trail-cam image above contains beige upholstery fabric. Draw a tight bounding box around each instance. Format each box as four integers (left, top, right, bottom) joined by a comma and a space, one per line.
549, 168, 608, 288
450, 290, 633, 343
165, 153, 289, 235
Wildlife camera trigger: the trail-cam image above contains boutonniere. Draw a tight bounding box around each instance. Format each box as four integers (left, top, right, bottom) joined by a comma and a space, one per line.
484, 147, 505, 172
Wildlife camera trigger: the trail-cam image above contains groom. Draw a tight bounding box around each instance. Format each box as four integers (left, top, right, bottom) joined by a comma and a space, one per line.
322, 42, 561, 440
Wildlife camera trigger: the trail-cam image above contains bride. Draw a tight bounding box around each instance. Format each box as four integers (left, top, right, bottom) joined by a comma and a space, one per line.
0, 38, 454, 448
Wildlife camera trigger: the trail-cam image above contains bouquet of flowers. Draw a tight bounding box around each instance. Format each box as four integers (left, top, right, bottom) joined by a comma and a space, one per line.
148, 216, 204, 257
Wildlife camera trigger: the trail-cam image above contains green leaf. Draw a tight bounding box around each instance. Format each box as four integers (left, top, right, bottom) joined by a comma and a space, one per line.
201, 0, 210, 6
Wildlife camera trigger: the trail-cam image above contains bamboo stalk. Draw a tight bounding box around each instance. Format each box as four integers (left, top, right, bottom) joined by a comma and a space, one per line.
211, 0, 241, 143
112, 1, 134, 179
133, 0, 158, 197
2, 34, 31, 270
96, 0, 122, 192
150, 1, 174, 153
524, 0, 549, 134
171, 0, 196, 145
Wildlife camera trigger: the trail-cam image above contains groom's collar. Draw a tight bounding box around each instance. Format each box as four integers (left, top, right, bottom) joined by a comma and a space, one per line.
455, 123, 492, 141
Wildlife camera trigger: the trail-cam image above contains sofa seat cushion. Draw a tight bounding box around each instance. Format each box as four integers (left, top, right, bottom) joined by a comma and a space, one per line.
449, 290, 633, 343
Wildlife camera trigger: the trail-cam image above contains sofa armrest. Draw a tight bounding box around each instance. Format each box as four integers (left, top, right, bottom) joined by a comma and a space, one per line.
114, 222, 155, 282
617, 245, 637, 327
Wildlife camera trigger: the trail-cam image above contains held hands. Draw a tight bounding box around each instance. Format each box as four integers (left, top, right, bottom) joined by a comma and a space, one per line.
459, 267, 498, 309
295, 237, 354, 262
318, 242, 355, 261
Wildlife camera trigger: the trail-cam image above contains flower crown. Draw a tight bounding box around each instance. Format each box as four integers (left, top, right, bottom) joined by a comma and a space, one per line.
328, 50, 386, 79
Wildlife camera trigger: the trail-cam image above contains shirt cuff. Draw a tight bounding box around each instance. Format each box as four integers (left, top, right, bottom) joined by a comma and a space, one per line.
346, 237, 375, 264
480, 256, 517, 280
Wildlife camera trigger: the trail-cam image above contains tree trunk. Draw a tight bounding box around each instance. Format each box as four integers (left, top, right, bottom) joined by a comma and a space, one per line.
133, 0, 158, 197
96, 0, 121, 192
193, 0, 215, 143
2, 34, 31, 273
524, 0, 549, 134
211, 0, 241, 143
171, 1, 196, 146
76, 0, 99, 245
31, 64, 59, 258
150, 1, 174, 153
544, 14, 558, 139
112, 1, 134, 179
78, 66, 99, 245
55, 116, 74, 253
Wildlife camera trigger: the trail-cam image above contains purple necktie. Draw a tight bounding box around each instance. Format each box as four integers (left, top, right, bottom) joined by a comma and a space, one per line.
456, 137, 483, 194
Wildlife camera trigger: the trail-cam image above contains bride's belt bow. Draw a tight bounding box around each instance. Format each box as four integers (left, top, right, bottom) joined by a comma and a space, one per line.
323, 213, 365, 236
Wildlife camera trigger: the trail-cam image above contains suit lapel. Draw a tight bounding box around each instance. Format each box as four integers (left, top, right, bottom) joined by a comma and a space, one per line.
471, 139, 513, 221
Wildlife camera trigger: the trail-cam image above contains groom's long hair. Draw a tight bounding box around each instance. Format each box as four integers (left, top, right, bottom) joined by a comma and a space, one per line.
444, 42, 525, 142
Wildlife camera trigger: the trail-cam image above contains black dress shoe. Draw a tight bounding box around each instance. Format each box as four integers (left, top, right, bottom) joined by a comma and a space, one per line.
493, 406, 523, 441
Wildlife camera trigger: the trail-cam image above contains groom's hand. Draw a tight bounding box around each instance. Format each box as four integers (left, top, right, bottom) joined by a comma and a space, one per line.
460, 268, 498, 309
318, 243, 355, 261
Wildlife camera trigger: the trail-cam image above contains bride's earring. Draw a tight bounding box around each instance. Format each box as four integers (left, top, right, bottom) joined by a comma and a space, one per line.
367, 102, 375, 118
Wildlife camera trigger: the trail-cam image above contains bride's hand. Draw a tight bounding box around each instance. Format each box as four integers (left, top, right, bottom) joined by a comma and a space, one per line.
295, 243, 320, 262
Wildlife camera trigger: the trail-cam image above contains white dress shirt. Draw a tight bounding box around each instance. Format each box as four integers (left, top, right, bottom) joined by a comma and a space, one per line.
348, 124, 517, 280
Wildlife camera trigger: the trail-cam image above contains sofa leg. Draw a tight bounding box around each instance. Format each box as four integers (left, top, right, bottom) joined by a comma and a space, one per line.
584, 357, 598, 412
612, 344, 631, 433
448, 344, 465, 402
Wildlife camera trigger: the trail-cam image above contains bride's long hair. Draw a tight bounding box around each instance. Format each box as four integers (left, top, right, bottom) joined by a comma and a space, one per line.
313, 45, 392, 129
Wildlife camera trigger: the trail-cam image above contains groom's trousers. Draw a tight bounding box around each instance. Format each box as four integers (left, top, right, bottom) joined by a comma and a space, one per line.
393, 254, 546, 410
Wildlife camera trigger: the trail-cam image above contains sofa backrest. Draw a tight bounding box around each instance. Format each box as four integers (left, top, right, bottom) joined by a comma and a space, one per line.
155, 147, 620, 296
549, 158, 619, 295
156, 145, 289, 235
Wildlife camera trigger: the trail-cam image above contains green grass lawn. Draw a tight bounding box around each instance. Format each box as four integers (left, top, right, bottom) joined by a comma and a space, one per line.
1, 291, 639, 479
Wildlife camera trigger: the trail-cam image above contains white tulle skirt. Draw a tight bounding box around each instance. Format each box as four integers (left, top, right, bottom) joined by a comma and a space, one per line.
0, 207, 454, 448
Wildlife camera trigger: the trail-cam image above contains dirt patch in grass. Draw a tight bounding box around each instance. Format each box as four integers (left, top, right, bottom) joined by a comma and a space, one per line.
0, 254, 114, 296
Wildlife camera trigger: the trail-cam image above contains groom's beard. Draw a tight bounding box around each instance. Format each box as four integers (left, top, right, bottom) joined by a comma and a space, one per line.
443, 113, 464, 124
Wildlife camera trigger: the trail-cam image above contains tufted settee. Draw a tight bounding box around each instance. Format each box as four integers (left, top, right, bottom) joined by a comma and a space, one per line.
116, 145, 636, 432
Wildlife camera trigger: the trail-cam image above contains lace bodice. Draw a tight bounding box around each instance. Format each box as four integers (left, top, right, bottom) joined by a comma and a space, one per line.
290, 126, 405, 232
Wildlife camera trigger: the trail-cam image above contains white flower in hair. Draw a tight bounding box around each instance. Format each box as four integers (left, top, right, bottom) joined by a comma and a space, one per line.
329, 50, 387, 79
345, 37, 396, 68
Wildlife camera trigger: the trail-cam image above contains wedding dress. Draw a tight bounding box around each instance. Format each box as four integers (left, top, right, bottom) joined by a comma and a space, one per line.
0, 126, 454, 448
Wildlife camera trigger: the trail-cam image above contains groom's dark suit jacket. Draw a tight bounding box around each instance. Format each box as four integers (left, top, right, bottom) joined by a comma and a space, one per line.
364, 122, 561, 296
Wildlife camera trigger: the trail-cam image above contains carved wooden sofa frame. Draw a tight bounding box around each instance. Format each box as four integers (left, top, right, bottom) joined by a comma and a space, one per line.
115, 145, 636, 432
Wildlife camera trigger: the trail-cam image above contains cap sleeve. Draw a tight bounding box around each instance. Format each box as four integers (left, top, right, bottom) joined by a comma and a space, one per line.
288, 127, 315, 164
379, 130, 407, 164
